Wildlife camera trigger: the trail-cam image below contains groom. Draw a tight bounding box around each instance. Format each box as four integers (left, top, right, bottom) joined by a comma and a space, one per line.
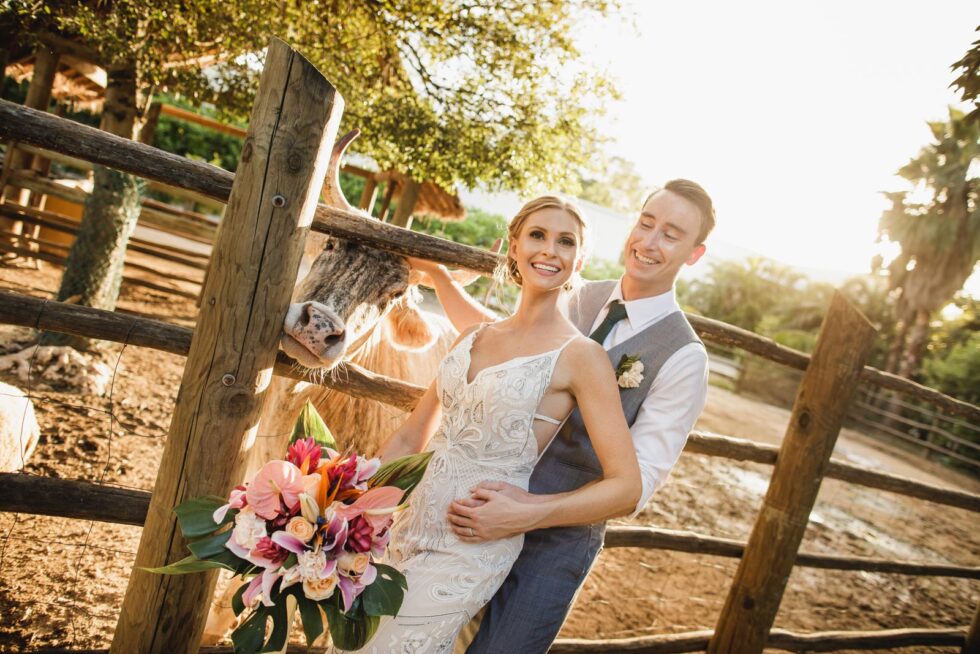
414, 179, 713, 653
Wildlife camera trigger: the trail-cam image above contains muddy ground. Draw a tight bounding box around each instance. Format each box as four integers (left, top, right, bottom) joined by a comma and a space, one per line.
0, 256, 977, 653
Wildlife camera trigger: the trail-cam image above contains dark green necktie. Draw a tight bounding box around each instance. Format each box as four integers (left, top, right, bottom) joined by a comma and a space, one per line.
589, 300, 628, 344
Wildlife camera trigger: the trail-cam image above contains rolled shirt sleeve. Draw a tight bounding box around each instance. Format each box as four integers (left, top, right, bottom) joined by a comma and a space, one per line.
628, 341, 709, 517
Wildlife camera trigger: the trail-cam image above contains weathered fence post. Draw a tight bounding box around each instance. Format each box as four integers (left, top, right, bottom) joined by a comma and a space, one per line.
707, 292, 876, 653
110, 38, 344, 653
964, 600, 980, 654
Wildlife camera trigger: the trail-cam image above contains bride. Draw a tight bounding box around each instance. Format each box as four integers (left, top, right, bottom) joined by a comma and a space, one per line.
335, 196, 641, 653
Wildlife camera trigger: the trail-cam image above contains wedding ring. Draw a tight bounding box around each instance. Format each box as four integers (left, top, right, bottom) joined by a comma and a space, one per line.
468, 527, 475, 537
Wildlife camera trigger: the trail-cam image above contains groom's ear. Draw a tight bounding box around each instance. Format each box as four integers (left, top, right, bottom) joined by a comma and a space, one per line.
574, 256, 585, 273
686, 243, 706, 266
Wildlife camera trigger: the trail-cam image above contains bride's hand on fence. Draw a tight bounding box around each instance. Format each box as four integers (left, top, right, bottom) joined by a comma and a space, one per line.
407, 238, 502, 288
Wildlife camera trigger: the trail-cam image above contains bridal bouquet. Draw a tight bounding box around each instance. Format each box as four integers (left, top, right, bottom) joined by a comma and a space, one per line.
148, 402, 431, 653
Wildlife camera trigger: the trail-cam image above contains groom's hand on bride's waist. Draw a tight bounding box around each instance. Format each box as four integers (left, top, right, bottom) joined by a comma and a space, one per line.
447, 481, 544, 543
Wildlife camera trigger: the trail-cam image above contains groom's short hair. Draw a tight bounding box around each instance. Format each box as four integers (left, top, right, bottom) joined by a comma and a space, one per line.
643, 179, 715, 245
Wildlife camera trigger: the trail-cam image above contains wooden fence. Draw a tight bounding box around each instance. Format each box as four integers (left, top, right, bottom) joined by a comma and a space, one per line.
0, 39, 978, 654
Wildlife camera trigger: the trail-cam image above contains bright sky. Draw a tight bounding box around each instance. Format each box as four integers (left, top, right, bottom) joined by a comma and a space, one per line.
584, 0, 978, 291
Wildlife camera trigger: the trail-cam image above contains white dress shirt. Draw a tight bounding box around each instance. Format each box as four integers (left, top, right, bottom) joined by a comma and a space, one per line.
588, 280, 708, 516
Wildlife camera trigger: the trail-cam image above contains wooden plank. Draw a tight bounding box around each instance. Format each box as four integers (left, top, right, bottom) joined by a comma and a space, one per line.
708, 292, 877, 654
850, 414, 980, 470
550, 627, 965, 653
604, 526, 980, 578
0, 204, 209, 269
2, 98, 978, 422
0, 99, 235, 201
110, 39, 344, 654
0, 288, 424, 411
853, 399, 980, 453
4, 171, 217, 244
0, 473, 150, 525
0, 228, 202, 286
0, 241, 198, 299
159, 102, 248, 138
7, 476, 977, 581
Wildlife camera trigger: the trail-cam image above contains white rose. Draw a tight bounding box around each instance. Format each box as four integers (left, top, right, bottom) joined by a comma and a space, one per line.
232, 507, 267, 550
631, 361, 644, 374
303, 574, 338, 601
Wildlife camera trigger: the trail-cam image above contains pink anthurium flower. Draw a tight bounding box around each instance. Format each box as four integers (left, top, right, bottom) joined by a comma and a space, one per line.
247, 460, 305, 520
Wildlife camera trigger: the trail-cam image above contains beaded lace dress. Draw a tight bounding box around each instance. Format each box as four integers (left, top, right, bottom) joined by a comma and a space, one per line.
336, 327, 575, 653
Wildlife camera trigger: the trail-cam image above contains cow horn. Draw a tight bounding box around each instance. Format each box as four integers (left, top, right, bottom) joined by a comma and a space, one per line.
323, 128, 361, 213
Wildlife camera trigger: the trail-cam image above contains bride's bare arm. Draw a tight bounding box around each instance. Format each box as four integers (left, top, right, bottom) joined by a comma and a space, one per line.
377, 380, 442, 461
449, 340, 642, 538
406, 257, 499, 332
378, 324, 483, 461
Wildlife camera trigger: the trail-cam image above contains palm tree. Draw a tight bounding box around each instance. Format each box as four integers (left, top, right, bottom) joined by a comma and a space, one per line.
875, 108, 980, 380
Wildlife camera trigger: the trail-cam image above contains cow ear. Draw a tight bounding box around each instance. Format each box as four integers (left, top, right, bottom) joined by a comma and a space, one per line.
384, 302, 437, 351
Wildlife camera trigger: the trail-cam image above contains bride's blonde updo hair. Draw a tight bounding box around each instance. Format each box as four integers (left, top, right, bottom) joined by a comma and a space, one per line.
502, 195, 590, 290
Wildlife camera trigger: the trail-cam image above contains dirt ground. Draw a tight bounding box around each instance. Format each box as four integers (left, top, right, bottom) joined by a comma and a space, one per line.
0, 258, 978, 653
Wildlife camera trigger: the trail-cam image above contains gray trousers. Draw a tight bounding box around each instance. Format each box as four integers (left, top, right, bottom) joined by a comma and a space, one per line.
464, 524, 603, 654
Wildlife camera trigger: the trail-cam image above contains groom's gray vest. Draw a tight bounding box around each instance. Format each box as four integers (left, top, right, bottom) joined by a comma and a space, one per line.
466, 279, 702, 654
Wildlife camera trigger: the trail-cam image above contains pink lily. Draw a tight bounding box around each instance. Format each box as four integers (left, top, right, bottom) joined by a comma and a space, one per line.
213, 486, 247, 524
270, 530, 307, 555
242, 575, 263, 608
337, 563, 378, 612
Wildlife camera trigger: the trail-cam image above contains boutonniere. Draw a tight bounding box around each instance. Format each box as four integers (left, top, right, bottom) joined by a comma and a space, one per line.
615, 354, 644, 389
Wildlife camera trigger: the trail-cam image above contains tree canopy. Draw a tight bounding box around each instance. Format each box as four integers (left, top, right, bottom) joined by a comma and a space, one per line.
5, 0, 621, 191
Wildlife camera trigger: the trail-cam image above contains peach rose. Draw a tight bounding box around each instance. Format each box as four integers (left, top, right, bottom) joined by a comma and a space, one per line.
337, 551, 370, 577
286, 516, 316, 543
303, 574, 338, 601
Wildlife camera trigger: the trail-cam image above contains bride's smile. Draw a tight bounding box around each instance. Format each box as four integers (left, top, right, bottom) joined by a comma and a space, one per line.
509, 207, 585, 293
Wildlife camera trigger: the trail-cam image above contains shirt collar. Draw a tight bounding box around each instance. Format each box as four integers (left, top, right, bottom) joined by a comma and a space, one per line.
605, 279, 680, 330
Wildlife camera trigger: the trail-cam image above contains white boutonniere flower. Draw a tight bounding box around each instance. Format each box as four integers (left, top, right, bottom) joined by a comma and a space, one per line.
615, 354, 644, 389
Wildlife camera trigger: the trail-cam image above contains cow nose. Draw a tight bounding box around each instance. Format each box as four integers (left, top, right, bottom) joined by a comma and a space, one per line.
300, 303, 345, 345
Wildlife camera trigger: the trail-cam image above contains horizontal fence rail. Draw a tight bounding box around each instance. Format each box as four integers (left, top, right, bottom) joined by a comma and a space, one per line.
1, 288, 976, 513
2, 99, 976, 423
0, 288, 423, 411
548, 627, 967, 653
4, 473, 976, 580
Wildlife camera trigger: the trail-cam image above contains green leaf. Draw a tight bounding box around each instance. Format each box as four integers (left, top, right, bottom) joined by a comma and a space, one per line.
187, 528, 233, 560
260, 593, 290, 653
174, 495, 233, 538
360, 564, 407, 616
232, 580, 249, 616
295, 593, 325, 645
291, 400, 337, 449
323, 596, 380, 651
141, 554, 232, 575
368, 451, 433, 501
232, 606, 269, 654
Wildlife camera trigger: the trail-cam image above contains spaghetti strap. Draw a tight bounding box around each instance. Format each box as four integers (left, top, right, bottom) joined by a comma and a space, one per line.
533, 413, 562, 425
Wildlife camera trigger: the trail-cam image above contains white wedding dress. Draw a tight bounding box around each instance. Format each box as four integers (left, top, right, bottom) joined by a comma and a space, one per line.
337, 328, 575, 653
